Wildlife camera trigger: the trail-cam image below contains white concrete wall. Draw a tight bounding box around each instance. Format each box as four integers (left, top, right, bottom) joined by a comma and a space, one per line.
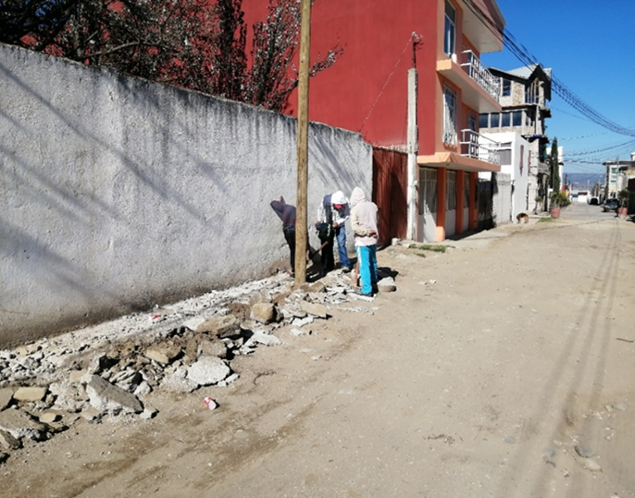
482, 132, 530, 219
0, 44, 372, 346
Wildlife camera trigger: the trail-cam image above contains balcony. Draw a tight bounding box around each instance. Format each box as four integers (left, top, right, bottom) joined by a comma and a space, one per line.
436, 50, 500, 113
459, 50, 500, 102
461, 129, 501, 165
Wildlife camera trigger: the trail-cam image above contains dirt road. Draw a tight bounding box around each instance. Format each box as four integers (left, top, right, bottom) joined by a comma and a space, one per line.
3, 205, 635, 498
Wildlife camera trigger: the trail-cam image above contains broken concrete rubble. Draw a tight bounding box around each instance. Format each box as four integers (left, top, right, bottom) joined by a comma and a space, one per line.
0, 268, 399, 465
251, 303, 278, 324
187, 357, 231, 387
86, 375, 144, 414
0, 408, 48, 441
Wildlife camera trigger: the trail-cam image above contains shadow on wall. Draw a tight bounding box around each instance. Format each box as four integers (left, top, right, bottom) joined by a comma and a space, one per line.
0, 47, 371, 346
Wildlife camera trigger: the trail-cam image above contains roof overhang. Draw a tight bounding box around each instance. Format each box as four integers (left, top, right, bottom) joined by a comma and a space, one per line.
417, 152, 501, 173
460, 0, 505, 54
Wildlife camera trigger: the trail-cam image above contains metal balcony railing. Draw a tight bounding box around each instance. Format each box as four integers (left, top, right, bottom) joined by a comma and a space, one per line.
460, 50, 500, 101
460, 129, 501, 165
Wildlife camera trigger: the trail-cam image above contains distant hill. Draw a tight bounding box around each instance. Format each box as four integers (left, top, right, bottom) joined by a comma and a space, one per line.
565, 173, 605, 189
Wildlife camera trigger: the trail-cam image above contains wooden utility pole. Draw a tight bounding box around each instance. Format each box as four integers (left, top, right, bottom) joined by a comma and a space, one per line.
294, 0, 312, 285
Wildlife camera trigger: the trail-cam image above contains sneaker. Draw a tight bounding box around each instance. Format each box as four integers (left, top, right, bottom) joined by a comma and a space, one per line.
341, 266, 351, 273
351, 289, 373, 297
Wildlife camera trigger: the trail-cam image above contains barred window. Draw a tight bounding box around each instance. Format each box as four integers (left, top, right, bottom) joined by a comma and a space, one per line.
447, 170, 457, 210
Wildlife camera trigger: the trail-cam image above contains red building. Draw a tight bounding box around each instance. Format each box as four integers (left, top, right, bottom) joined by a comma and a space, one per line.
244, 0, 506, 242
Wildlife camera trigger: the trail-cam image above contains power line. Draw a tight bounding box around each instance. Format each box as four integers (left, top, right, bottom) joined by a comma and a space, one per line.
461, 0, 635, 138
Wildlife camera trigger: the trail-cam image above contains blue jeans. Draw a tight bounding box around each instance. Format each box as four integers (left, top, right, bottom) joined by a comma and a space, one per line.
335, 226, 350, 269
355, 244, 378, 295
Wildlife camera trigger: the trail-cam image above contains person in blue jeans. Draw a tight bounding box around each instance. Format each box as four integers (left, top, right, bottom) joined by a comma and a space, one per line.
350, 187, 378, 296
316, 190, 351, 273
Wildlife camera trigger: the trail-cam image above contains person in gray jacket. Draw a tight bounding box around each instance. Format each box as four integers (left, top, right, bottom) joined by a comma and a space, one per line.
350, 187, 378, 296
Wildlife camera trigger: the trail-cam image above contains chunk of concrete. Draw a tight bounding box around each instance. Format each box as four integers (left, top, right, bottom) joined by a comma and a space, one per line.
144, 345, 181, 365
377, 277, 397, 292
86, 375, 144, 414
245, 332, 282, 347
0, 388, 14, 411
196, 315, 239, 337
0, 429, 21, 450
187, 357, 230, 386
300, 301, 328, 319
13, 386, 47, 402
250, 303, 277, 324
0, 408, 48, 441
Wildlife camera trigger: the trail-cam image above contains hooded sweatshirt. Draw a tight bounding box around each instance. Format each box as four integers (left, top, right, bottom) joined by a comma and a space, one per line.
317, 190, 350, 227
349, 187, 378, 247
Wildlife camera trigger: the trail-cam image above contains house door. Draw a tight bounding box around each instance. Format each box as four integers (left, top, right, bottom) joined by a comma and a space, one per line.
446, 170, 457, 237
418, 167, 437, 242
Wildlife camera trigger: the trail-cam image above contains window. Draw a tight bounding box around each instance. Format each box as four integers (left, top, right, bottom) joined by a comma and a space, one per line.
499, 142, 512, 165
447, 170, 457, 210
479, 113, 489, 128
502, 78, 511, 97
443, 86, 458, 145
525, 80, 539, 104
444, 1, 456, 57
501, 112, 511, 127
464, 174, 470, 206
490, 113, 500, 128
512, 111, 522, 126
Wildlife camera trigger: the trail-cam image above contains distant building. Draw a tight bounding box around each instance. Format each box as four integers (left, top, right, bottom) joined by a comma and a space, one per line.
480, 64, 552, 213
603, 153, 635, 198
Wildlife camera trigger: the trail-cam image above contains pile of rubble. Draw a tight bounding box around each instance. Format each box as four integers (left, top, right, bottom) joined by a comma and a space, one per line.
0, 270, 397, 464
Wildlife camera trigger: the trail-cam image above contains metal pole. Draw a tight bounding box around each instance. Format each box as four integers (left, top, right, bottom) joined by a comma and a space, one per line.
294, 0, 311, 285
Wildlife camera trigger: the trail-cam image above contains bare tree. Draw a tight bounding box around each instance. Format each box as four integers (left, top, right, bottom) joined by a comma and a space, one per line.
1, 0, 343, 112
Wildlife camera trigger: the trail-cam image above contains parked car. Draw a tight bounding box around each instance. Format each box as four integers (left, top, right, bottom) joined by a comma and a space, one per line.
589, 197, 599, 205
602, 198, 620, 212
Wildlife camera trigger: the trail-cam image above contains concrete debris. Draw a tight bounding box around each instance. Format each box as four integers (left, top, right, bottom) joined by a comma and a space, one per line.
161, 368, 198, 394
218, 373, 240, 387
13, 386, 48, 402
38, 412, 61, 424
377, 277, 397, 292
140, 408, 158, 420
0, 408, 48, 441
251, 303, 278, 324
182, 316, 207, 331
290, 328, 310, 337
292, 316, 314, 328
300, 301, 329, 319
0, 388, 14, 410
245, 332, 282, 348
144, 345, 181, 365
187, 357, 231, 387
197, 340, 227, 360
195, 315, 239, 337
0, 267, 399, 458
0, 428, 22, 450
86, 375, 144, 414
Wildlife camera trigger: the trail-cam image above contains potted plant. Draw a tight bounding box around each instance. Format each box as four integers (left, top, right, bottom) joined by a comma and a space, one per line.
617, 189, 629, 218
534, 195, 543, 214
549, 191, 570, 218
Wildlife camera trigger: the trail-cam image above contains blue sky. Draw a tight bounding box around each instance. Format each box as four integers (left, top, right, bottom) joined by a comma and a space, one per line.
482, 0, 635, 175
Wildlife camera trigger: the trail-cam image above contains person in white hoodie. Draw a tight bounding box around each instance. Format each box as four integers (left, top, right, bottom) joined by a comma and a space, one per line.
349, 187, 378, 296
316, 190, 351, 273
